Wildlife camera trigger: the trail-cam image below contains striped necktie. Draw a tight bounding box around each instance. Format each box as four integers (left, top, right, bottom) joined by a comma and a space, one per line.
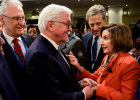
12, 38, 24, 64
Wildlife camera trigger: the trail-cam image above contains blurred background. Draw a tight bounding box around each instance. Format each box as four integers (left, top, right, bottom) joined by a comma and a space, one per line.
0, 0, 140, 27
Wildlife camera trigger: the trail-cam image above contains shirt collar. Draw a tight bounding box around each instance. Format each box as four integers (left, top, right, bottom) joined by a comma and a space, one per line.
3, 32, 22, 44
40, 33, 59, 50
92, 35, 102, 41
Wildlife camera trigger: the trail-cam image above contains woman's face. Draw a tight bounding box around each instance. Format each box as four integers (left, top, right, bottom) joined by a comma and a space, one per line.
28, 28, 38, 37
100, 30, 114, 56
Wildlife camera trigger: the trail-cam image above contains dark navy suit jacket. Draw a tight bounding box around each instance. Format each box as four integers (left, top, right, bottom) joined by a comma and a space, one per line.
24, 34, 84, 100
82, 31, 105, 73
0, 51, 21, 100
1, 33, 36, 100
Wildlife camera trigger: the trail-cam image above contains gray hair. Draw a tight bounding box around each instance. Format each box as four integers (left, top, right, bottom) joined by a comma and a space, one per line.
38, 4, 73, 31
0, 0, 23, 14
86, 4, 106, 21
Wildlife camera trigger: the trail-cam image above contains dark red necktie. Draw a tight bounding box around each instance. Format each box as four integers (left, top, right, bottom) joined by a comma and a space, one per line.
12, 38, 24, 64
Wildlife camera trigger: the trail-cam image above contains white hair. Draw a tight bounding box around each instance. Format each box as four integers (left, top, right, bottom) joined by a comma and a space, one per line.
86, 4, 106, 21
0, 0, 23, 14
38, 4, 73, 32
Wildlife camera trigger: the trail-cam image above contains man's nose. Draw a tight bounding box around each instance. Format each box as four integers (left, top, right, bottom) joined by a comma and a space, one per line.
18, 19, 26, 25
93, 25, 98, 31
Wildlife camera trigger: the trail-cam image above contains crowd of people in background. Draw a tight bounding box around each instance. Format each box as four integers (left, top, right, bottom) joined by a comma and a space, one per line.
0, 0, 139, 100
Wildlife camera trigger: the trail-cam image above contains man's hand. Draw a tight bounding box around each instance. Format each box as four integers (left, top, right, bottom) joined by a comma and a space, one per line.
82, 86, 94, 99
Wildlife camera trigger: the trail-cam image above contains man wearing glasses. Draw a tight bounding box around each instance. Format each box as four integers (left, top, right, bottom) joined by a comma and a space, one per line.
0, 22, 3, 34
0, 0, 35, 99
24, 4, 95, 100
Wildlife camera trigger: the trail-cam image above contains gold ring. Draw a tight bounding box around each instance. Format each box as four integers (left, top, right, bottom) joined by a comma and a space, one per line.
91, 87, 96, 90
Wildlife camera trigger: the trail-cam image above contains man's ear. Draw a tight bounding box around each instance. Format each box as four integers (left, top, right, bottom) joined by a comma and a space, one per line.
47, 21, 54, 32
104, 17, 107, 25
0, 15, 4, 25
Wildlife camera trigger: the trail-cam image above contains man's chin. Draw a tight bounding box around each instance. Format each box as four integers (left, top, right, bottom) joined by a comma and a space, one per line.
92, 32, 100, 36
93, 33, 100, 37
14, 32, 23, 37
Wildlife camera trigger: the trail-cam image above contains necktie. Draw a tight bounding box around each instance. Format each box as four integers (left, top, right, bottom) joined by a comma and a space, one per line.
58, 46, 71, 69
12, 38, 24, 64
91, 37, 98, 64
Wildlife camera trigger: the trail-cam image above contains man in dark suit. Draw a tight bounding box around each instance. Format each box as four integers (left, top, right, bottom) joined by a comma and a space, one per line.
0, 0, 36, 99
0, 35, 21, 100
24, 4, 94, 100
132, 19, 140, 42
130, 43, 140, 65
60, 31, 87, 72
82, 4, 107, 73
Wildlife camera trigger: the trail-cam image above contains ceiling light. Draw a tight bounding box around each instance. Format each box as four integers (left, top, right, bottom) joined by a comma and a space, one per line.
78, 0, 80, 1
126, 5, 128, 6
92, 0, 94, 1
108, 6, 110, 7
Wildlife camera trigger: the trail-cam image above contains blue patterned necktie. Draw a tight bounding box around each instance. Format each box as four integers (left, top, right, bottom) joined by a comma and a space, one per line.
91, 37, 98, 64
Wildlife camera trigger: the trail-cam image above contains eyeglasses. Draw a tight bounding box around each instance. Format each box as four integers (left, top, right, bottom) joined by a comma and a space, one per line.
53, 21, 72, 29
2, 15, 28, 22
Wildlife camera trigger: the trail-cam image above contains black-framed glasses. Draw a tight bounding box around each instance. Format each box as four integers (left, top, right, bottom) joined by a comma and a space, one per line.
2, 15, 28, 22
53, 21, 72, 29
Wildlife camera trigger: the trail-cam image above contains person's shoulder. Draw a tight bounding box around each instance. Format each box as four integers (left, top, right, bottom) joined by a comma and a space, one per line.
25, 34, 36, 39
73, 35, 81, 41
82, 31, 92, 38
119, 52, 139, 67
22, 34, 36, 39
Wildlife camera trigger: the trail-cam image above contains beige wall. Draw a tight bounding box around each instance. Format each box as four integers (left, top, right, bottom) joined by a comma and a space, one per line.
122, 14, 140, 26
72, 14, 140, 27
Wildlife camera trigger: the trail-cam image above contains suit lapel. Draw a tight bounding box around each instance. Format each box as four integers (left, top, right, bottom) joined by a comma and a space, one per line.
56, 48, 76, 78
103, 64, 121, 85
86, 35, 93, 70
1, 33, 16, 58
39, 35, 75, 78
87, 35, 92, 57
87, 34, 93, 51
102, 53, 128, 85
56, 50, 70, 70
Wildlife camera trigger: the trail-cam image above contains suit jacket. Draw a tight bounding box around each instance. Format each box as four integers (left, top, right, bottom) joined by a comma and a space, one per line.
1, 33, 36, 100
137, 56, 140, 65
78, 52, 140, 100
0, 51, 21, 100
82, 31, 105, 73
60, 33, 87, 69
23, 34, 85, 100
138, 58, 140, 65
132, 25, 140, 41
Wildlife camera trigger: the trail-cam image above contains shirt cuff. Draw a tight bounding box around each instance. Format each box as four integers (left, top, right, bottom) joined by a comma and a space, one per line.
82, 91, 86, 100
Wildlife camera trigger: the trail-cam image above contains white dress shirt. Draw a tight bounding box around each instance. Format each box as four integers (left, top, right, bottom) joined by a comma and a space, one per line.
91, 35, 102, 69
3, 32, 27, 56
